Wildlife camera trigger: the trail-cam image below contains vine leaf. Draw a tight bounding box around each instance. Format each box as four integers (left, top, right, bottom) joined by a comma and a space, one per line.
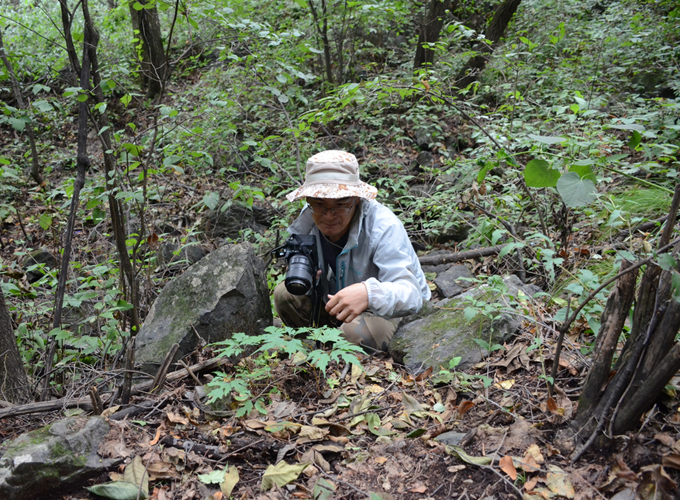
556, 171, 597, 208
528, 134, 567, 145
524, 159, 561, 188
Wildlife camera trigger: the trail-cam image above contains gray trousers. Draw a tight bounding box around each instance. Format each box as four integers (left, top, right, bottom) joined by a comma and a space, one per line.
273, 282, 399, 351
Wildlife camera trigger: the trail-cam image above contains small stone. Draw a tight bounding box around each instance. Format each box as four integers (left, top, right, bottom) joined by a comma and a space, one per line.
22, 248, 57, 283
434, 432, 467, 446
416, 151, 434, 168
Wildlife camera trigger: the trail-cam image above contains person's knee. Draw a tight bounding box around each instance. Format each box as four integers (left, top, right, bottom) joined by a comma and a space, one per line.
274, 282, 311, 328
341, 316, 374, 348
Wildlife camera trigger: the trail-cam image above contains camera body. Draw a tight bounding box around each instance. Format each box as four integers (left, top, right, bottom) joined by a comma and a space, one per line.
273, 234, 319, 296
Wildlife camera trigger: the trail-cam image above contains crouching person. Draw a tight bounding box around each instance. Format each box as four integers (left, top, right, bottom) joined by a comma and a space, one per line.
274, 150, 430, 351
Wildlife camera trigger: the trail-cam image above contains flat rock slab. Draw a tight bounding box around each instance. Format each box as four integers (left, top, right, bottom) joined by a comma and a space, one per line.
0, 417, 117, 500
135, 243, 272, 374
389, 275, 540, 373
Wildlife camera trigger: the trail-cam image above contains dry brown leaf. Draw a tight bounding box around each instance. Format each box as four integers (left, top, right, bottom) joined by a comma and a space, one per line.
637, 464, 677, 500
525, 444, 545, 464
546, 397, 565, 416
518, 455, 541, 473
415, 366, 433, 382
525, 476, 539, 491
458, 400, 475, 416
655, 433, 676, 448
297, 425, 329, 441
243, 420, 268, 430
553, 386, 574, 420
147, 461, 180, 480
662, 454, 680, 470
149, 427, 162, 446
500, 455, 518, 480
409, 483, 427, 493
546, 465, 575, 499
498, 379, 515, 389
166, 412, 189, 426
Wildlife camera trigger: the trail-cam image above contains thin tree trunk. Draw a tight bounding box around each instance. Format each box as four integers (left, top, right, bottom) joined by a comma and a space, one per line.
43, 0, 94, 400
0, 290, 30, 403
414, 0, 451, 70
84, 2, 141, 333
129, 2, 167, 98
308, 0, 333, 84
0, 30, 43, 185
456, 0, 522, 89
573, 260, 638, 427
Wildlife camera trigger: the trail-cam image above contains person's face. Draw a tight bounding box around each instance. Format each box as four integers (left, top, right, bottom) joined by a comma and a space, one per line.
307, 197, 358, 242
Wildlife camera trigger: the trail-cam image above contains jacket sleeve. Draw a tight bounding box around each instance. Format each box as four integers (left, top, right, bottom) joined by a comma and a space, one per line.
363, 221, 429, 318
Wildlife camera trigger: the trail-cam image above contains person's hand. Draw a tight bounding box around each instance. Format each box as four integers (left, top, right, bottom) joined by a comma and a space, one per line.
326, 282, 369, 323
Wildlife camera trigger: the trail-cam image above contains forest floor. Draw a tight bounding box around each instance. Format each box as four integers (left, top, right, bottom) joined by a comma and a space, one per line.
3, 282, 680, 499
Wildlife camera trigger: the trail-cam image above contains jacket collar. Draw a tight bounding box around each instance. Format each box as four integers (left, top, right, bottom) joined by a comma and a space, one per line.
288, 199, 372, 250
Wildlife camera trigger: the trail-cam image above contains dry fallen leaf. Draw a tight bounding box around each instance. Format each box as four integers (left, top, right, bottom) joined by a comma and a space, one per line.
655, 433, 676, 448
525, 476, 539, 491
662, 454, 680, 470
546, 465, 575, 499
409, 483, 428, 493
166, 412, 190, 426
500, 455, 518, 480
147, 461, 180, 480
447, 465, 466, 473
498, 379, 515, 389
149, 427, 162, 446
637, 464, 677, 500
457, 400, 475, 416
525, 444, 545, 464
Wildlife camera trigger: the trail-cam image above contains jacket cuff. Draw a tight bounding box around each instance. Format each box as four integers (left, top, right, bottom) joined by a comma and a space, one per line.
363, 277, 380, 313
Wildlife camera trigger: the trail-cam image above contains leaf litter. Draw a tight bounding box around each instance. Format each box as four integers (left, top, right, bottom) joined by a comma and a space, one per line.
6, 323, 680, 499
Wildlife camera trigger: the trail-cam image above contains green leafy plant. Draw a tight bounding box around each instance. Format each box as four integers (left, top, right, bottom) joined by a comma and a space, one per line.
206, 326, 365, 417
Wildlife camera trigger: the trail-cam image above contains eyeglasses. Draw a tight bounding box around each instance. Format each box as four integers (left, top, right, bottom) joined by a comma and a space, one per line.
308, 201, 356, 216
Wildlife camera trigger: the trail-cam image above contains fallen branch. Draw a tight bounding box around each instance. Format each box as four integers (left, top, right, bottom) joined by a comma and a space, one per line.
0, 356, 229, 419
418, 245, 506, 266
616, 215, 669, 240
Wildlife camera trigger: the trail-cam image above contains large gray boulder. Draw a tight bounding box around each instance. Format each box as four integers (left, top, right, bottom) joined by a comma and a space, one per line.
389, 275, 540, 373
0, 417, 117, 500
135, 243, 272, 374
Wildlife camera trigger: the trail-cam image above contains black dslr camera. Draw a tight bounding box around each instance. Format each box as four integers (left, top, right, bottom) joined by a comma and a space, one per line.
272, 234, 318, 296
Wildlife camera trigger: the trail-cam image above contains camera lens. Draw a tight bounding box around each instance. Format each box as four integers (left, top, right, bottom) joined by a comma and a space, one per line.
285, 254, 314, 295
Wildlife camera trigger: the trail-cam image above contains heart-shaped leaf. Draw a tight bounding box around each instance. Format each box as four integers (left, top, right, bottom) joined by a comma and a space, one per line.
556, 171, 597, 208
524, 159, 561, 188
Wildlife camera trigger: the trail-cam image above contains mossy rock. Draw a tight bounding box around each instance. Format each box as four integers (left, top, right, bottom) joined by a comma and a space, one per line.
135, 242, 273, 375
0, 417, 118, 500
389, 275, 539, 373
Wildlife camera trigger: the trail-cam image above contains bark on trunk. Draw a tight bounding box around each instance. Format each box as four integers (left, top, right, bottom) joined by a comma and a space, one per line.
414, 0, 451, 70
44, 0, 94, 400
0, 290, 30, 403
308, 0, 333, 84
129, 2, 167, 98
455, 0, 522, 89
573, 260, 638, 428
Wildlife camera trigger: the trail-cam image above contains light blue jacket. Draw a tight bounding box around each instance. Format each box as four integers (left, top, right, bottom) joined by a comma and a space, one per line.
287, 199, 431, 318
